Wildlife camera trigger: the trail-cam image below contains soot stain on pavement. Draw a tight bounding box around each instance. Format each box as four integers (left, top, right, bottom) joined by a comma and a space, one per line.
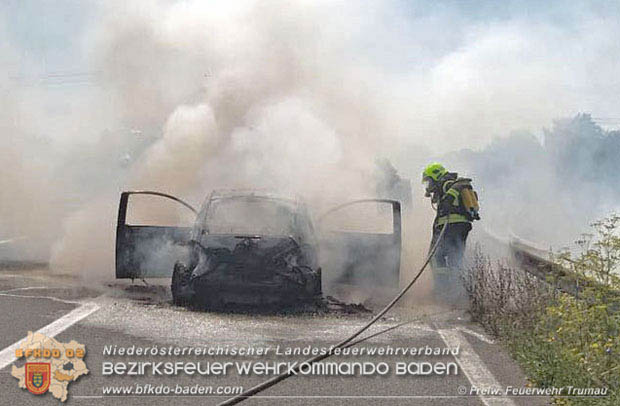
105, 282, 373, 316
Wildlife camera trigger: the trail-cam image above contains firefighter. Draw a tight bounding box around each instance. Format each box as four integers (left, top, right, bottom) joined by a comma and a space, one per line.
422, 163, 480, 305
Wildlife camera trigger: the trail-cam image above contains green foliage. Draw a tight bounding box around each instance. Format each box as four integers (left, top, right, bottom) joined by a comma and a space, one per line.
507, 292, 620, 405
467, 213, 620, 405
556, 213, 620, 287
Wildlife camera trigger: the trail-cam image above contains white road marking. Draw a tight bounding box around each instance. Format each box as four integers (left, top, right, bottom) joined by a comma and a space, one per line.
0, 236, 27, 245
438, 328, 517, 406
0, 300, 101, 370
457, 326, 496, 344
0, 286, 49, 293
0, 292, 82, 305
0, 274, 67, 282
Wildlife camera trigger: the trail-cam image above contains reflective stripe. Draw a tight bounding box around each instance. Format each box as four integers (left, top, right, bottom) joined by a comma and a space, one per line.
436, 214, 469, 225
446, 188, 460, 206
442, 180, 454, 193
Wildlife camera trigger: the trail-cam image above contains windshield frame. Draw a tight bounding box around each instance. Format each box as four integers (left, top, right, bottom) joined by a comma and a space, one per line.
200, 195, 303, 237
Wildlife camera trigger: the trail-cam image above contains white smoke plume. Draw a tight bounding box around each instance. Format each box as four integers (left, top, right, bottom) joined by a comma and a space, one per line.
1, 1, 620, 284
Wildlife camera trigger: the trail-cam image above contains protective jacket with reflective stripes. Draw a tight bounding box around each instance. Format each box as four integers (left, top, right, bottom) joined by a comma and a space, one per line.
433, 172, 471, 227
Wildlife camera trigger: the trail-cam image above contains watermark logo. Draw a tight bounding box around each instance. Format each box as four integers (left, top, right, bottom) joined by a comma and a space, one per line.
12, 331, 89, 402
25, 362, 51, 395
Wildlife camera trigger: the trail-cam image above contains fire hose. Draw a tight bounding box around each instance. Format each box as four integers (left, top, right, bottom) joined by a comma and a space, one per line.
218, 221, 449, 405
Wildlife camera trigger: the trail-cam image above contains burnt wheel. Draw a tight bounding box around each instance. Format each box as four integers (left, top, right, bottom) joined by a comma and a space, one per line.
171, 262, 193, 306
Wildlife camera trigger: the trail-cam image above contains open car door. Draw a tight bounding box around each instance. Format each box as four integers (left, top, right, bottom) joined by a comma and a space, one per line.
116, 191, 197, 279
318, 199, 401, 293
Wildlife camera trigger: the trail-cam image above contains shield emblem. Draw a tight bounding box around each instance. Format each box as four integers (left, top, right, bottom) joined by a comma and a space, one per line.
25, 363, 50, 395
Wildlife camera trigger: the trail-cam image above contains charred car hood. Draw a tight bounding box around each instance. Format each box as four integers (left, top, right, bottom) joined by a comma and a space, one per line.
193, 234, 304, 281
199, 234, 298, 252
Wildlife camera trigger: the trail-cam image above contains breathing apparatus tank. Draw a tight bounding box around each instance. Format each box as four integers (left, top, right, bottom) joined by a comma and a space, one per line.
453, 178, 480, 220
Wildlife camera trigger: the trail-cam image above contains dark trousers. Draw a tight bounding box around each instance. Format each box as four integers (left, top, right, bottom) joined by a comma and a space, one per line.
429, 222, 471, 305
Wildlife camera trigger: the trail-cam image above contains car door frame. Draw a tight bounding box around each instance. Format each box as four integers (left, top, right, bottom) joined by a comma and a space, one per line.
115, 191, 197, 280
317, 198, 402, 290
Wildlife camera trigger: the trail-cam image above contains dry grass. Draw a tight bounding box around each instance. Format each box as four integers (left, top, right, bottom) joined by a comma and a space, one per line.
463, 245, 551, 336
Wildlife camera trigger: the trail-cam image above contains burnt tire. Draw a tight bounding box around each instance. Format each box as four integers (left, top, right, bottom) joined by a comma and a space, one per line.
315, 267, 322, 296
171, 262, 193, 306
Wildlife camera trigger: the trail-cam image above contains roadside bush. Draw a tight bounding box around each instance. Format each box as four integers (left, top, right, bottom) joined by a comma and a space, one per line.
465, 214, 620, 405
463, 246, 550, 336
556, 214, 620, 288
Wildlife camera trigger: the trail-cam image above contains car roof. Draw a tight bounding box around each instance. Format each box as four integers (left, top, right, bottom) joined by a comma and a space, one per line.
207, 189, 302, 206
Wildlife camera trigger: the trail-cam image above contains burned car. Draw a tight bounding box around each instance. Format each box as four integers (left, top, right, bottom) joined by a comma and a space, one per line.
116, 190, 401, 308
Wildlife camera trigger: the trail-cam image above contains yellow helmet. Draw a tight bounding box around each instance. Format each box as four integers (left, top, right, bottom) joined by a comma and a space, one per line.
422, 163, 447, 183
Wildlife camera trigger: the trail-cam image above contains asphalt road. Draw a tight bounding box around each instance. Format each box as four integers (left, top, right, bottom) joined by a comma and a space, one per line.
0, 266, 548, 406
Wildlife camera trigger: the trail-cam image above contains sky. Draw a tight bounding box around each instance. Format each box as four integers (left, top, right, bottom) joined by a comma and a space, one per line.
4, 1, 620, 141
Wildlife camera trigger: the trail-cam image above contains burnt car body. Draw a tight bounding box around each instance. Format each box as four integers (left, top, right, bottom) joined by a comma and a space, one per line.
116, 190, 401, 308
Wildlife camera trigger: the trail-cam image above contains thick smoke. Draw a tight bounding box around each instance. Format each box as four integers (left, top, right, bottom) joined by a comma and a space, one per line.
50, 0, 387, 280
437, 114, 620, 250
2, 1, 620, 287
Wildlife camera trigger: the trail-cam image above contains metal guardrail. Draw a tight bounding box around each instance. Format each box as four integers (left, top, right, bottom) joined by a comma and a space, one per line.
510, 238, 620, 301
